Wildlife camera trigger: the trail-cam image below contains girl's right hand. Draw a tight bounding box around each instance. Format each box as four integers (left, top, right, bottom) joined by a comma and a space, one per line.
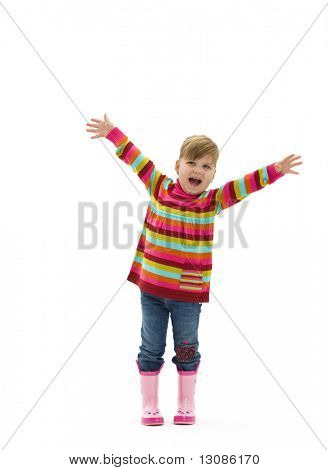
86, 113, 115, 139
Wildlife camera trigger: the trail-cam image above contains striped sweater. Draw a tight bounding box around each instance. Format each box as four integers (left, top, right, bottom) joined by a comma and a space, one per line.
106, 127, 284, 303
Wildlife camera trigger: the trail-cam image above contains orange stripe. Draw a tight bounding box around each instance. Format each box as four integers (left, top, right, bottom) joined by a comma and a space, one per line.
142, 269, 178, 285
244, 174, 252, 194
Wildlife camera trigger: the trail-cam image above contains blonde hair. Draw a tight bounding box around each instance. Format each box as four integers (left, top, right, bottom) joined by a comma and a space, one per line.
179, 135, 219, 167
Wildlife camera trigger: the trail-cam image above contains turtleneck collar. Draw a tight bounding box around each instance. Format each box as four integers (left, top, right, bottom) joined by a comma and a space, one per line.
173, 178, 203, 199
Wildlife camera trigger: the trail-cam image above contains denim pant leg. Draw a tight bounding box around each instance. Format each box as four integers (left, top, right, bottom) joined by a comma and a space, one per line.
137, 291, 170, 372
169, 300, 202, 371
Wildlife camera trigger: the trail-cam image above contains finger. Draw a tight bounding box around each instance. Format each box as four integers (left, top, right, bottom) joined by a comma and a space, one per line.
91, 134, 101, 139
285, 154, 295, 159
289, 155, 302, 162
86, 128, 97, 133
86, 123, 98, 128
288, 170, 299, 174
91, 118, 101, 123
104, 113, 109, 122
290, 161, 303, 167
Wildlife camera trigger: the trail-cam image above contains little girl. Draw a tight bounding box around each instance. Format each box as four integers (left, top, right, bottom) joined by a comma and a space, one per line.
86, 113, 302, 426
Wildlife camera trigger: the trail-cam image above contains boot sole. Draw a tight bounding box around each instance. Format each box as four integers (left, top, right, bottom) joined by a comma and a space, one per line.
142, 418, 164, 426
174, 417, 195, 425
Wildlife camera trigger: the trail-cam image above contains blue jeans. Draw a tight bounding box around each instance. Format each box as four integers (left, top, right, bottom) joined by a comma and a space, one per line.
137, 290, 203, 372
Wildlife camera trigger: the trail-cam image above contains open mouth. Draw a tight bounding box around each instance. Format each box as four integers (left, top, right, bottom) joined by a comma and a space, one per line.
189, 178, 202, 187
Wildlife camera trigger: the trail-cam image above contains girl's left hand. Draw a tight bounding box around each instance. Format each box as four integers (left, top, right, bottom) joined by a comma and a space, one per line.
274, 154, 303, 175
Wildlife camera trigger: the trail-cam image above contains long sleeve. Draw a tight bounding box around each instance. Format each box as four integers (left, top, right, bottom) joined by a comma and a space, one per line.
106, 127, 166, 197
215, 163, 285, 214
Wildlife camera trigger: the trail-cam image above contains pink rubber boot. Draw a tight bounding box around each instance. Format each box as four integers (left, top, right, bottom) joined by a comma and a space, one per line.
136, 360, 164, 426
173, 362, 200, 425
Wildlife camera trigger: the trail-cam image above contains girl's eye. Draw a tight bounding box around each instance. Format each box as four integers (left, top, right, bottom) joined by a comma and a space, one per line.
188, 162, 211, 169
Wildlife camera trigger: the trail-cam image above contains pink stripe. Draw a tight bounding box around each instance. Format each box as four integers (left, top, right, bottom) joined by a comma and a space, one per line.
141, 165, 153, 186
267, 163, 284, 183
157, 250, 211, 265
248, 173, 257, 193
165, 191, 214, 210
125, 145, 139, 165
105, 127, 126, 146
147, 248, 211, 266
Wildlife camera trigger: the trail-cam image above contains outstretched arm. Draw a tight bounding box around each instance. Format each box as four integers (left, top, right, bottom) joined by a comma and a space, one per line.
86, 114, 167, 197
215, 154, 302, 214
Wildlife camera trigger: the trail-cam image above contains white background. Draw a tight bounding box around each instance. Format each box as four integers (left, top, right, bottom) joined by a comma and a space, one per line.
1, 0, 327, 468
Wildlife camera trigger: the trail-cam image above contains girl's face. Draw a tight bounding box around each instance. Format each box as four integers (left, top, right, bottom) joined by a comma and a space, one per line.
175, 154, 216, 195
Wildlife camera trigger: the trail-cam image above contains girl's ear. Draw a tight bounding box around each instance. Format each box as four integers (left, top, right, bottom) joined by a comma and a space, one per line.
175, 160, 180, 174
